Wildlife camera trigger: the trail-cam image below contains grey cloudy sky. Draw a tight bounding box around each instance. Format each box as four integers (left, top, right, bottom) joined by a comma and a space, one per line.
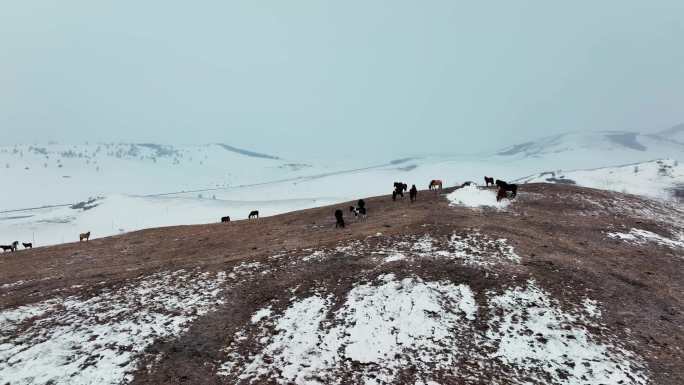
1, 1, 682, 159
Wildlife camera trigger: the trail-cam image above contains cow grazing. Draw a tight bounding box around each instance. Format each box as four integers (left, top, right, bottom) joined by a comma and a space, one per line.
429, 179, 443, 190
248, 210, 259, 219
484, 176, 494, 186
22, 242, 32, 249
79, 231, 90, 242
334, 209, 345, 228
409, 184, 418, 202
221, 216, 231, 223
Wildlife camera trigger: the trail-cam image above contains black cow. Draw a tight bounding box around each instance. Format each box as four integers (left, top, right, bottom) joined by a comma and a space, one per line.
248, 210, 259, 219
22, 242, 32, 249
221, 216, 231, 223
484, 176, 494, 186
334, 209, 345, 228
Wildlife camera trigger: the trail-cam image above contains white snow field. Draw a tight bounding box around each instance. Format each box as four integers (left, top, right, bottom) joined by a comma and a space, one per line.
517, 159, 684, 200
2, 128, 683, 247
0, 194, 341, 247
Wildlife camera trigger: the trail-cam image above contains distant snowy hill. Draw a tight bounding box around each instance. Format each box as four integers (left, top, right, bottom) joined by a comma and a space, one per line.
655, 123, 684, 144
515, 159, 684, 201
496, 130, 684, 168
0, 143, 309, 210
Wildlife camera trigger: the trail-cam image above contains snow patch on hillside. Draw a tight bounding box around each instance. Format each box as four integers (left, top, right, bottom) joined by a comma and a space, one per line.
449, 231, 521, 266
487, 281, 648, 385
219, 274, 477, 384
608, 228, 684, 249
447, 185, 510, 209
300, 232, 520, 270
219, 273, 648, 384
0, 270, 226, 385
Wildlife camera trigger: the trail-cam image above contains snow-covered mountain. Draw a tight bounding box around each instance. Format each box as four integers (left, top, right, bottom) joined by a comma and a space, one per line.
495, 129, 684, 168
515, 159, 684, 201
0, 142, 319, 211
655, 123, 684, 144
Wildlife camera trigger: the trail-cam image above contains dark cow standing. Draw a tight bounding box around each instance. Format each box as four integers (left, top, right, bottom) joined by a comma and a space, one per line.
22, 242, 32, 249
334, 209, 345, 228
484, 176, 494, 186
409, 185, 418, 202
221, 216, 231, 223
248, 210, 259, 219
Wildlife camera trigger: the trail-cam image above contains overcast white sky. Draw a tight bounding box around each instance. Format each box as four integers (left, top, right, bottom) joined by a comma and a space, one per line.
1, 1, 682, 159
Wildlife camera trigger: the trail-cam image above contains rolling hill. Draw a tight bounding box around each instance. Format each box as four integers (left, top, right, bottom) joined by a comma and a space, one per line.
1, 184, 682, 384
2, 125, 683, 248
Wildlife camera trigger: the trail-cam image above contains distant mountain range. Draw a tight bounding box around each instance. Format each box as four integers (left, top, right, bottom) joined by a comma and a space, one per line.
496, 124, 684, 160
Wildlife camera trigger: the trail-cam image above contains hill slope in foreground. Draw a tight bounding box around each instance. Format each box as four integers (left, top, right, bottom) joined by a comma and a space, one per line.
1, 184, 683, 385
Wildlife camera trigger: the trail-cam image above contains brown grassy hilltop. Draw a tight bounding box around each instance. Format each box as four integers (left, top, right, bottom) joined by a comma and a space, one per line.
1, 184, 683, 385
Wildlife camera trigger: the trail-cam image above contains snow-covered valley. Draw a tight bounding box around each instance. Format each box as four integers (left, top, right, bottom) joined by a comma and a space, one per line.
2, 126, 683, 247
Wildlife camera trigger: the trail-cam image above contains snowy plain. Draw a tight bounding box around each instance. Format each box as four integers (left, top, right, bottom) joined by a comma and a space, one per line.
1, 129, 683, 247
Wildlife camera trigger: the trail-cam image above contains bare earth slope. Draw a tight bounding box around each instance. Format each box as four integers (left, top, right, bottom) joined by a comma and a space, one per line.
1, 184, 683, 385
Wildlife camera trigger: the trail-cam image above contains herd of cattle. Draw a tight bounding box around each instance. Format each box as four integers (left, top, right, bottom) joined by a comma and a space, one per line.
0, 177, 518, 252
